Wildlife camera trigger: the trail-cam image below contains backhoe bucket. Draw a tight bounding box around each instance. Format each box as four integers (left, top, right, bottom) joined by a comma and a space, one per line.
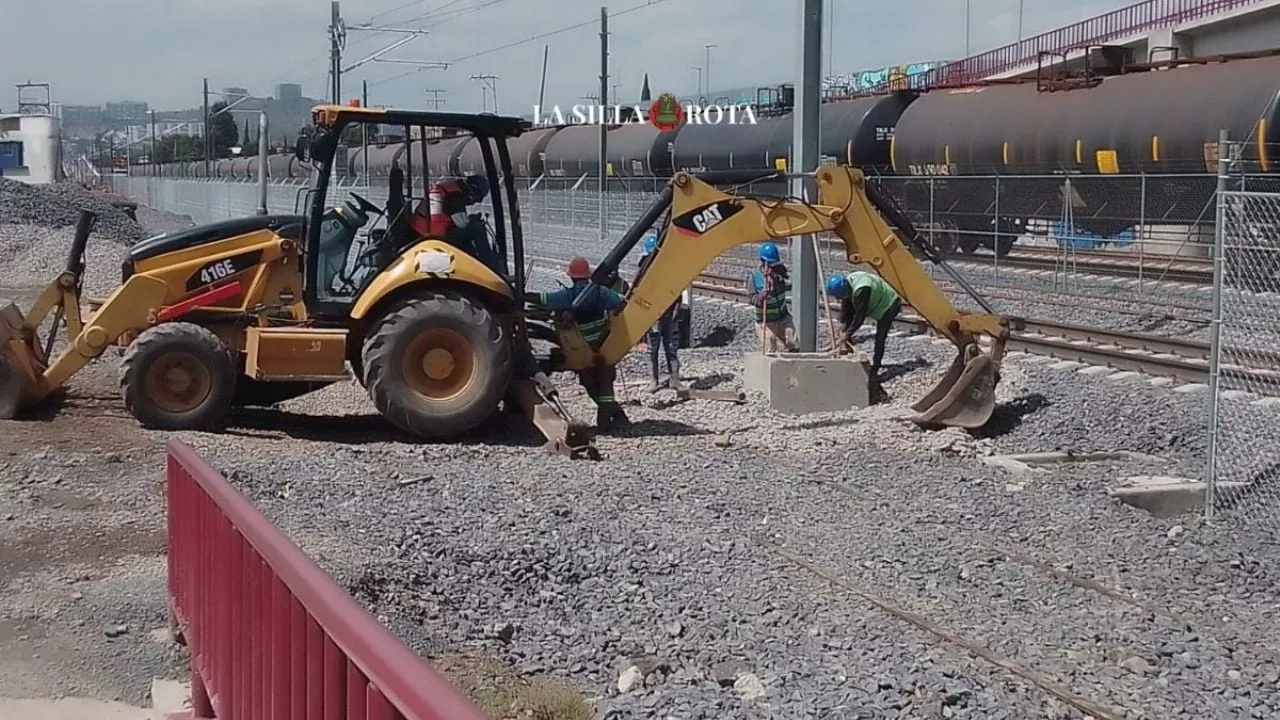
910, 345, 998, 429
0, 300, 40, 419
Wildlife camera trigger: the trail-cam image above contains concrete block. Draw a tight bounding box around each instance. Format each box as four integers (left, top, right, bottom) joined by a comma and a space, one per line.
1077, 365, 1113, 376
1107, 371, 1141, 381
743, 352, 870, 414
1108, 477, 1251, 518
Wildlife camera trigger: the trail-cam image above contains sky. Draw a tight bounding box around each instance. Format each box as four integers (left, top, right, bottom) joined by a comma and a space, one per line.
1, 0, 1139, 114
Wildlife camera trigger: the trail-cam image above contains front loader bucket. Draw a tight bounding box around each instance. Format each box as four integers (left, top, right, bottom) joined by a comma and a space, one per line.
910, 345, 998, 430
0, 301, 39, 419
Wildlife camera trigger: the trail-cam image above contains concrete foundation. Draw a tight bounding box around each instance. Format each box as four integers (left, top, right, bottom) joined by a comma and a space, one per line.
742, 352, 870, 414
1107, 475, 1251, 518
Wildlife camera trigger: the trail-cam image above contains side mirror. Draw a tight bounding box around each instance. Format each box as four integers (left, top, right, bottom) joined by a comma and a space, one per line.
293, 135, 309, 162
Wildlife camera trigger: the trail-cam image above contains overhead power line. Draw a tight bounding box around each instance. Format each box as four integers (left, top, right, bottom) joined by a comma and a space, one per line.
293, 0, 516, 92
368, 0, 676, 89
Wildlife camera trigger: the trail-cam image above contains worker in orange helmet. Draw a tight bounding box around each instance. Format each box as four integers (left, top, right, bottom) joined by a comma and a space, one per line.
524, 257, 630, 431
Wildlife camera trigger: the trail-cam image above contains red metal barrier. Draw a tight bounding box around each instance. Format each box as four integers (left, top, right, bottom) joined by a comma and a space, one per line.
863, 0, 1269, 93
165, 440, 491, 720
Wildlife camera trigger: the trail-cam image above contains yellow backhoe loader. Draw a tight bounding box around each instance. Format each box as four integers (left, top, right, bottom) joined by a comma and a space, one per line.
0, 105, 600, 454
535, 166, 1013, 430
0, 104, 1008, 462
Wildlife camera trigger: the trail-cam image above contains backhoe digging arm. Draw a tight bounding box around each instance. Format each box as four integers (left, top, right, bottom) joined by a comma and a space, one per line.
570, 166, 1011, 429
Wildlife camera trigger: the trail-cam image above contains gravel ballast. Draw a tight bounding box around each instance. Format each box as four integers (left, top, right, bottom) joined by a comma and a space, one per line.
4, 190, 1280, 716
164, 265, 1280, 719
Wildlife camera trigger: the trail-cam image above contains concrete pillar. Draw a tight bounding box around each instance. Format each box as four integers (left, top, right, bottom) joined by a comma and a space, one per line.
1146, 28, 1193, 62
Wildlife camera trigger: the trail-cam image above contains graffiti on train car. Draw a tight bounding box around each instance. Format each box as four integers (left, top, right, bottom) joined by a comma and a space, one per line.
824, 61, 947, 94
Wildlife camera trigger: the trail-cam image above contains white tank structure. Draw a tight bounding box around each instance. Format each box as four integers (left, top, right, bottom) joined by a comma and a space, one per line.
0, 113, 63, 184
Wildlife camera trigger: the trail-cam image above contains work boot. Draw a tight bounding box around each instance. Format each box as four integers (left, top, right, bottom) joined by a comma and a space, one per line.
646, 377, 661, 393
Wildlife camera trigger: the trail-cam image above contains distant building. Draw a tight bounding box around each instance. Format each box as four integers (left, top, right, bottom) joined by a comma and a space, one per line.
62, 104, 105, 128
104, 101, 148, 125
221, 87, 250, 102
275, 83, 303, 101
0, 113, 63, 184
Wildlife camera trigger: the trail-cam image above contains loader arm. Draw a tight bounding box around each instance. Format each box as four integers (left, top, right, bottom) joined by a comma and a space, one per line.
586, 166, 1010, 364
564, 166, 1011, 429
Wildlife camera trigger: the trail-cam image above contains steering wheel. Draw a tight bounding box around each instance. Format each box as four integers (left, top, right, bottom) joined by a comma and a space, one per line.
348, 190, 382, 216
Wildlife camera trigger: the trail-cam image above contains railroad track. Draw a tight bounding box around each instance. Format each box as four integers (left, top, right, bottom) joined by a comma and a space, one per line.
792, 236, 1214, 284
693, 272, 1280, 395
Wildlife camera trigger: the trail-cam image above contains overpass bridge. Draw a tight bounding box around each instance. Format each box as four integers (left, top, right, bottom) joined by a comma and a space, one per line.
904, 0, 1280, 90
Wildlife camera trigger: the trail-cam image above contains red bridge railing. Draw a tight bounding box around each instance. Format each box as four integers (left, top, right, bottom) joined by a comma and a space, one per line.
867, 0, 1269, 92
166, 440, 490, 720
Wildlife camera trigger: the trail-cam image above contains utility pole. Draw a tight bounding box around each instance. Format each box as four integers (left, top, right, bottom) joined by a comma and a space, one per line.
538, 45, 550, 110
691, 66, 703, 101
964, 0, 972, 57
792, 0, 822, 351
424, 89, 447, 110
362, 79, 369, 181
598, 6, 609, 244
1017, 0, 1025, 41
150, 110, 157, 176
704, 44, 717, 101
330, 1, 345, 103
202, 78, 210, 176
471, 74, 498, 112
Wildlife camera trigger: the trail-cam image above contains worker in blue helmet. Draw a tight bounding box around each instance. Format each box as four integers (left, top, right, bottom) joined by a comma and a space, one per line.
745, 242, 797, 353
638, 230, 681, 391
826, 270, 902, 378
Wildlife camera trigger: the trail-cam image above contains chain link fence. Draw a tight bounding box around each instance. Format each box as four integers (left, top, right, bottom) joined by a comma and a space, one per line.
110, 162, 1280, 528
1205, 142, 1280, 526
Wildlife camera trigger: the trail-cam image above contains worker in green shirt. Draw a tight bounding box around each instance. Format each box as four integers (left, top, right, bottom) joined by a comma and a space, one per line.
825, 271, 902, 378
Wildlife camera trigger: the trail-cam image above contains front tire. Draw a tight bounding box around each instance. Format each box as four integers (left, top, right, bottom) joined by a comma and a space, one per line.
119, 322, 237, 430
361, 291, 512, 439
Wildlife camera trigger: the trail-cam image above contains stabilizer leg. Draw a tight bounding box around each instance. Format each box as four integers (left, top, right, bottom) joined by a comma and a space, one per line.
509, 377, 601, 460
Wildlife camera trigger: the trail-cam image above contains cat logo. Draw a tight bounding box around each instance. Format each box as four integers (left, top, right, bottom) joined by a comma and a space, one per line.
672, 200, 743, 236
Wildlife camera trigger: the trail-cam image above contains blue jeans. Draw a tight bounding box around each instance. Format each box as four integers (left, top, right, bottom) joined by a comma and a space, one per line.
648, 314, 678, 373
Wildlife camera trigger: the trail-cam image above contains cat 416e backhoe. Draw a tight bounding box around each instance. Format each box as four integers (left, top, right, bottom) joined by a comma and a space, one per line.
0, 104, 1010, 461
0, 104, 602, 454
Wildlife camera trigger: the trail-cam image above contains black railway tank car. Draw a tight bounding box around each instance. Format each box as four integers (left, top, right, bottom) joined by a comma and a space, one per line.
455, 127, 562, 179
605, 123, 678, 181
888, 54, 1280, 251
669, 95, 914, 175
541, 125, 604, 184
672, 115, 789, 173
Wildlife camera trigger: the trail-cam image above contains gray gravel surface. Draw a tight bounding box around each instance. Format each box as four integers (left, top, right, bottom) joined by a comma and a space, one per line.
0, 207, 196, 706
159, 264, 1280, 719
6, 190, 1278, 716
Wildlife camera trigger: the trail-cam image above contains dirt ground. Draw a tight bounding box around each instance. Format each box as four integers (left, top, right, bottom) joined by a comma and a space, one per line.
0, 317, 185, 708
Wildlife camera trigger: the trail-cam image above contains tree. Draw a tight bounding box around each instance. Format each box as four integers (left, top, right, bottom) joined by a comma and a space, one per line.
208, 101, 239, 158
153, 135, 205, 163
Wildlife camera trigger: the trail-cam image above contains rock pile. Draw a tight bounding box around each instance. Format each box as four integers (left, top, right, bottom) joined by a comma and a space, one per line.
0, 178, 145, 244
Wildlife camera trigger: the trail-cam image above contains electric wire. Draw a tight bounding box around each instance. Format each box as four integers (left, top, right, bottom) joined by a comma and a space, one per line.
367, 0, 679, 89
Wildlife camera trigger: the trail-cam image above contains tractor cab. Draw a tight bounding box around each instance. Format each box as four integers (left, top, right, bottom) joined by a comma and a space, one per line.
293, 105, 533, 318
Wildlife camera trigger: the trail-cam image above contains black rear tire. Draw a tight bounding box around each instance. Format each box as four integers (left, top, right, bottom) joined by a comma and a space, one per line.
361, 291, 511, 439
120, 322, 237, 430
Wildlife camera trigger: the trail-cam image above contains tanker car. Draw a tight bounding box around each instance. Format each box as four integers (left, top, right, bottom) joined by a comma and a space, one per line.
147, 50, 1280, 258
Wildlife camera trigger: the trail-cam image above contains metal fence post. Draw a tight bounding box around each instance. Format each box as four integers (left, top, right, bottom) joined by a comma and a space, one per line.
993, 175, 1000, 277
1204, 128, 1230, 521
1138, 172, 1146, 292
